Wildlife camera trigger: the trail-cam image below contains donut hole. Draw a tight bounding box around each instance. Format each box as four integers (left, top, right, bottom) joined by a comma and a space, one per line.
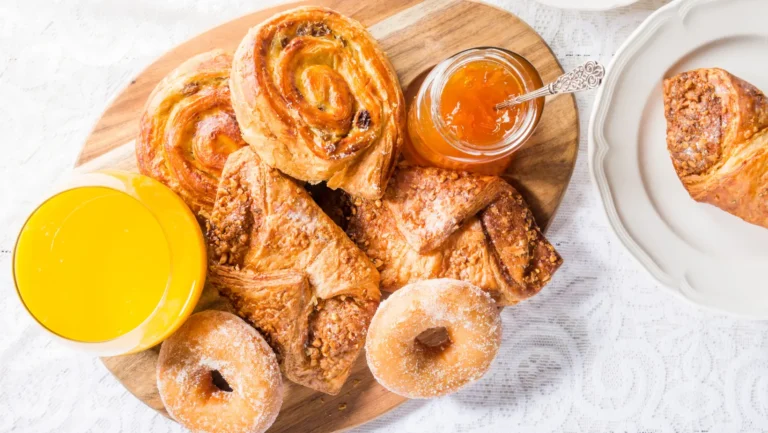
415, 326, 451, 353
210, 369, 233, 392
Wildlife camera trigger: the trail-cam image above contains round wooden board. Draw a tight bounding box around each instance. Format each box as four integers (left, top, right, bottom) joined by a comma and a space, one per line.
76, 0, 578, 431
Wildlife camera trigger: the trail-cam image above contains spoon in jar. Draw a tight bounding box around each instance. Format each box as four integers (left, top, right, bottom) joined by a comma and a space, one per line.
495, 60, 606, 110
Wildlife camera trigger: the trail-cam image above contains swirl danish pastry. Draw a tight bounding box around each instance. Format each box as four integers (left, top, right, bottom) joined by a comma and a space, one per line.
230, 6, 405, 199
137, 49, 247, 217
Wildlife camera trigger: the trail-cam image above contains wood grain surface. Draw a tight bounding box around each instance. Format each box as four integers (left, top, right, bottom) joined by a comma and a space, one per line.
75, 0, 579, 431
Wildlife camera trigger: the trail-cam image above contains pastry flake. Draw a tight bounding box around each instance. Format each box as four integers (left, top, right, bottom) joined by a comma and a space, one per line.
343, 165, 562, 306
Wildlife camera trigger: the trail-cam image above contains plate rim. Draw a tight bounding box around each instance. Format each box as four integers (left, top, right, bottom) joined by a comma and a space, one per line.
587, 0, 768, 320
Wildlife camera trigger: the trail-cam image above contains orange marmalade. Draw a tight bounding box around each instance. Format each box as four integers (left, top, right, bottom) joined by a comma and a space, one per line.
405, 48, 544, 175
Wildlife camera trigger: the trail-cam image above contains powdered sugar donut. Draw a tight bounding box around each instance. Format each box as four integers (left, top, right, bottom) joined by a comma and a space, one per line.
365, 279, 502, 398
157, 310, 282, 433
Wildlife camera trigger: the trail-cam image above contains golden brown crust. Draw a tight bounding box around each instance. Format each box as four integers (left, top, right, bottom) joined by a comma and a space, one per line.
663, 68, 768, 227
208, 267, 312, 360
663, 69, 725, 177
230, 6, 405, 199
207, 147, 380, 394
137, 50, 247, 217
345, 165, 562, 306
383, 167, 509, 253
481, 191, 561, 302
156, 311, 282, 433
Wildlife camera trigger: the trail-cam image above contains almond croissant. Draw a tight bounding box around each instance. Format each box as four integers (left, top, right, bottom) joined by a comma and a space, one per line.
663, 68, 768, 227
337, 165, 562, 306
206, 147, 380, 395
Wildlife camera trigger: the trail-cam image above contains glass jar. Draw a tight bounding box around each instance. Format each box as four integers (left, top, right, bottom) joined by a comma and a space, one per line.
13, 170, 206, 356
405, 47, 544, 175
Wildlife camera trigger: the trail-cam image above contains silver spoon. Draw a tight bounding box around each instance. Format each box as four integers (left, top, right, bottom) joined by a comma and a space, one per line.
495, 60, 606, 110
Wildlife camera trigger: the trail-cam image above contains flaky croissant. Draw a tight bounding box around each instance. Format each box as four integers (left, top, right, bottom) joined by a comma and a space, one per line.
333, 165, 562, 306
137, 50, 247, 217
230, 6, 405, 200
663, 68, 768, 227
206, 147, 380, 395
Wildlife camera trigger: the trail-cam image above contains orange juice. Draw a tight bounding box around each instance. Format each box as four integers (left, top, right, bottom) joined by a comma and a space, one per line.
13, 171, 206, 355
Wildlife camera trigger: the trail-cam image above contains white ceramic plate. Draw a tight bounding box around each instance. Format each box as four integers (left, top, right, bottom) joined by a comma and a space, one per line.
589, 0, 768, 319
535, 0, 639, 11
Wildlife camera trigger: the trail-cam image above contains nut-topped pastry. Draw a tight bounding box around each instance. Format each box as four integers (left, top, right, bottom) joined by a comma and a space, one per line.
663, 68, 768, 228
229, 6, 405, 199
332, 164, 562, 306
206, 147, 380, 395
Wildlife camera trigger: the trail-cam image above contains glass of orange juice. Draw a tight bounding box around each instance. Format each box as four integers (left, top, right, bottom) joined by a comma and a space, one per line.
13, 170, 206, 356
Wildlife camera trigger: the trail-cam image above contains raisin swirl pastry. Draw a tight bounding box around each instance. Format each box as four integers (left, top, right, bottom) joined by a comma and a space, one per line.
137, 50, 247, 217
230, 7, 405, 199
663, 68, 768, 228
206, 147, 381, 395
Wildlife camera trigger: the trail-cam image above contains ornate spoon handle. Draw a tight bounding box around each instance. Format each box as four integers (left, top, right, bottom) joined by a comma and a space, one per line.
495, 61, 606, 110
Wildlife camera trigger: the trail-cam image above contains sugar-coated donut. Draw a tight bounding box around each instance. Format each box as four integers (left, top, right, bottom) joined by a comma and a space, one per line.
365, 279, 502, 399
157, 310, 283, 433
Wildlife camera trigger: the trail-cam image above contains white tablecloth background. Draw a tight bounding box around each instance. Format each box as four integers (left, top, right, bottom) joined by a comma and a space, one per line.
4, 0, 768, 432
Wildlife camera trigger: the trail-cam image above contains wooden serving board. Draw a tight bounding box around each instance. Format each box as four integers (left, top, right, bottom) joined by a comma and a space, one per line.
76, 0, 578, 431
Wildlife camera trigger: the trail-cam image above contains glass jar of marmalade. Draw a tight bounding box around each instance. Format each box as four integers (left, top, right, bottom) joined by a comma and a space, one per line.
405, 47, 544, 175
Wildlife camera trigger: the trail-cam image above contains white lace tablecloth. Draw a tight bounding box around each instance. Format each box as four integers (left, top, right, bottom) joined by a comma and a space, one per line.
4, 0, 768, 432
